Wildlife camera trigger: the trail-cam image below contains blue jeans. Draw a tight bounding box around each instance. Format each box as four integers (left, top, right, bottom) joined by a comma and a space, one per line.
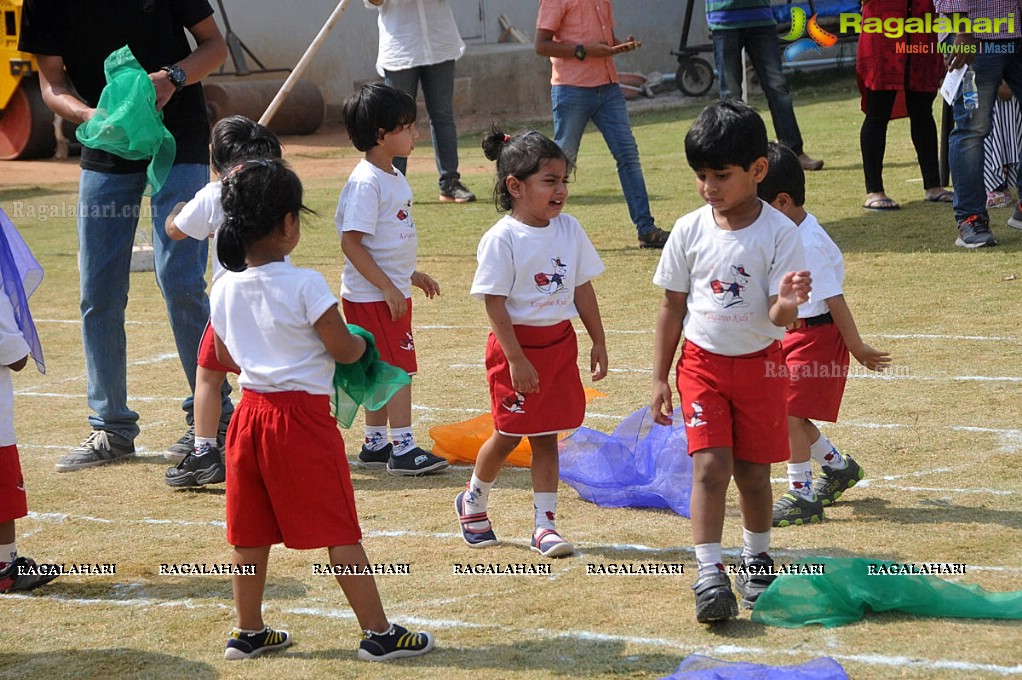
551, 83, 657, 236
713, 26, 805, 155
947, 39, 1022, 221
78, 163, 232, 441
385, 60, 461, 187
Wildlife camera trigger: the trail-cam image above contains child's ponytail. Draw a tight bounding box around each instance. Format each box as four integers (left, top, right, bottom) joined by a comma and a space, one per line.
482, 125, 571, 213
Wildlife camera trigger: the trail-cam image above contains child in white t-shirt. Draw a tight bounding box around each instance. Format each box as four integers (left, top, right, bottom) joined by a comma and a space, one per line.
162, 115, 282, 488
335, 83, 448, 476
757, 143, 891, 527
459, 127, 607, 558
210, 159, 435, 662
650, 101, 811, 623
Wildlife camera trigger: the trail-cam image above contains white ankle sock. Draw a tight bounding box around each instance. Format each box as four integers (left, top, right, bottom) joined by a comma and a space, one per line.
462, 474, 494, 532
0, 542, 16, 569
810, 434, 847, 470
390, 427, 416, 456
194, 436, 217, 454
741, 528, 771, 559
364, 426, 388, 451
787, 461, 814, 498
533, 492, 558, 533
695, 543, 724, 577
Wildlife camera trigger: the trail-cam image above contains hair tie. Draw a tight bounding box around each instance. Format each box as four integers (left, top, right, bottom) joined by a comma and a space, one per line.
503, 134, 511, 143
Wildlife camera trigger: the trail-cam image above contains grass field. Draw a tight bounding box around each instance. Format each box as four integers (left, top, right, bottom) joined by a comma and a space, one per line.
1, 70, 1021, 678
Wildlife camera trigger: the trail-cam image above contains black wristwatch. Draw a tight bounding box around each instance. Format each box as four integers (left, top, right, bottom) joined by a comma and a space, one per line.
161, 64, 187, 92
574, 44, 587, 61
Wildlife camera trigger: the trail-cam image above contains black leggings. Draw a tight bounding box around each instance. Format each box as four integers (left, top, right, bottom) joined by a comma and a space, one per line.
860, 88, 942, 193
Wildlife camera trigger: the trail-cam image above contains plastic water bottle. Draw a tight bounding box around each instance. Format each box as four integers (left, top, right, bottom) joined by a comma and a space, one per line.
963, 68, 979, 113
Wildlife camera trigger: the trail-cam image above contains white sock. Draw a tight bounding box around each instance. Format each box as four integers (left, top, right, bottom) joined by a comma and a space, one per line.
533, 492, 558, 533
695, 543, 724, 577
235, 626, 266, 635
0, 541, 16, 569
787, 461, 814, 498
462, 474, 494, 532
390, 427, 416, 456
194, 436, 217, 454
810, 434, 847, 470
364, 426, 388, 451
741, 528, 771, 559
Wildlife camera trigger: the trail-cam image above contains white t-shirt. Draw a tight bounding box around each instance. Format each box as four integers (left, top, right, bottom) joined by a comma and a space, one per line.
335, 159, 418, 303
0, 293, 30, 446
176, 181, 227, 283
653, 201, 806, 356
796, 211, 844, 319
367, 0, 466, 75
471, 214, 605, 326
210, 262, 339, 395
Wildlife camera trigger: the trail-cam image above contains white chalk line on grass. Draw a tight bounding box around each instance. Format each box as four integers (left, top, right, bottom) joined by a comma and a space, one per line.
17, 352, 181, 393
4, 592, 1021, 675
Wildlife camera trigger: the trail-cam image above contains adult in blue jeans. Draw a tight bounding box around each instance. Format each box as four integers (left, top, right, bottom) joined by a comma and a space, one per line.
708, 0, 824, 172
536, 0, 669, 248
367, 0, 476, 204
19, 0, 230, 470
936, 0, 1022, 248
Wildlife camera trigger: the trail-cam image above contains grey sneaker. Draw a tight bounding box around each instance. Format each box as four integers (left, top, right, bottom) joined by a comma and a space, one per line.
56, 430, 135, 472
165, 443, 226, 488
772, 491, 824, 527
164, 416, 231, 463
817, 455, 864, 506
955, 214, 998, 248
734, 553, 778, 609
692, 571, 738, 623
439, 180, 476, 203
1007, 201, 1022, 230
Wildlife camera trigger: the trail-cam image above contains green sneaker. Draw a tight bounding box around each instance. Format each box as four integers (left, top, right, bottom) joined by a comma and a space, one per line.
817, 455, 864, 506
772, 492, 824, 527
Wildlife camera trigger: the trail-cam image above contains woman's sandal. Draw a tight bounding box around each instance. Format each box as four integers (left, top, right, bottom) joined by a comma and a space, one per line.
863, 197, 900, 211
924, 189, 954, 203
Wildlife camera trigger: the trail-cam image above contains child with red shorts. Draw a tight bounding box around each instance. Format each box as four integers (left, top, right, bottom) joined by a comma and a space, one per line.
0, 209, 60, 593
162, 115, 282, 488
210, 160, 434, 661
457, 127, 608, 558
335, 83, 447, 476
650, 101, 811, 623
757, 143, 891, 527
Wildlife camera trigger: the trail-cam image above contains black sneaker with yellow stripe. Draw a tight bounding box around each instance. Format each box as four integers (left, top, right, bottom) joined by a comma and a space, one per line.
358, 623, 435, 662
224, 625, 292, 660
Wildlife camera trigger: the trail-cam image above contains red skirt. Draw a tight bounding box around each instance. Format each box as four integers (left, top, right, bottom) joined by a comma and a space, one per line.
486, 321, 585, 437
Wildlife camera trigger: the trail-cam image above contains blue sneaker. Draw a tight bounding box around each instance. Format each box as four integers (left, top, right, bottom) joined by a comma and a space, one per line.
358, 623, 434, 661
224, 626, 291, 660
455, 489, 498, 548
530, 528, 574, 558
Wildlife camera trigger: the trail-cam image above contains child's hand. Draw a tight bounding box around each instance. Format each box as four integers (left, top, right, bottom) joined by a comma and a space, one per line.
509, 357, 540, 394
590, 342, 608, 381
852, 343, 892, 372
779, 270, 812, 306
382, 285, 407, 321
411, 271, 440, 299
650, 381, 674, 426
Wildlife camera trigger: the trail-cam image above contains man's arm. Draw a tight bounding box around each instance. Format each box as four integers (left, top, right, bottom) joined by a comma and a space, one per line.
35, 55, 94, 125
150, 15, 226, 110
534, 28, 638, 59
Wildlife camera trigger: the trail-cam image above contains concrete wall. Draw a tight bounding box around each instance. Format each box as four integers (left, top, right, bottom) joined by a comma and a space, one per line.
210, 0, 699, 118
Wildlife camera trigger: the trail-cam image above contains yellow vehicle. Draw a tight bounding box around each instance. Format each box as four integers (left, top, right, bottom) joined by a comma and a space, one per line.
1, 0, 60, 160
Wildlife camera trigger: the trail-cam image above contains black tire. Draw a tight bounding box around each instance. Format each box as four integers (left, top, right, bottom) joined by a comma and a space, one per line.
676, 57, 715, 98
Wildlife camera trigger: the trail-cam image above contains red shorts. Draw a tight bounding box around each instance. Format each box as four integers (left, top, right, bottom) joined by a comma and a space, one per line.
225, 390, 362, 549
197, 320, 238, 374
342, 299, 417, 375
782, 321, 849, 422
486, 321, 585, 437
0, 445, 27, 524
676, 341, 789, 464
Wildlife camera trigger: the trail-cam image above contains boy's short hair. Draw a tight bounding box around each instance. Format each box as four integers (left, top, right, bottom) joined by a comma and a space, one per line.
685, 100, 768, 171
342, 82, 417, 152
758, 142, 806, 206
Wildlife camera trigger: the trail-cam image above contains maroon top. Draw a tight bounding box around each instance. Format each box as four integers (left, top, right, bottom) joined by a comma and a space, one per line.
856, 0, 945, 93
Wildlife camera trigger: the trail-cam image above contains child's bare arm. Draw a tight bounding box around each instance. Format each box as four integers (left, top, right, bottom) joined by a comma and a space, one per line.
314, 305, 368, 364
5, 355, 29, 372
485, 295, 539, 394
411, 270, 441, 299
651, 290, 687, 425
341, 231, 406, 320
212, 332, 241, 374
164, 201, 190, 241
769, 270, 812, 327
826, 295, 891, 371
574, 281, 608, 381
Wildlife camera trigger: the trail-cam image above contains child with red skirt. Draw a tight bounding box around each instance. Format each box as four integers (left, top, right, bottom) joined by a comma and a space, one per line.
757, 143, 891, 527
209, 160, 434, 662
457, 127, 608, 558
